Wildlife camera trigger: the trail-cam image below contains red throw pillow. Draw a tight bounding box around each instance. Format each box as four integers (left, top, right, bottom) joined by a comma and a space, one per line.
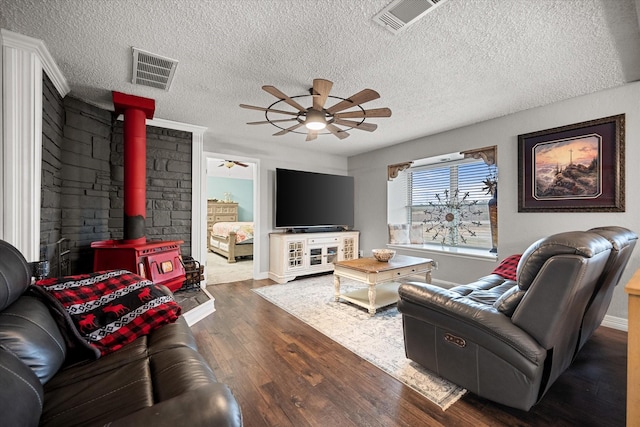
491, 254, 522, 281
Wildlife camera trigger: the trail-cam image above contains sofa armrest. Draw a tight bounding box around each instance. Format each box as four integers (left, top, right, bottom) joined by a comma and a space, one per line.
109, 383, 242, 427
398, 282, 546, 366
0, 349, 44, 427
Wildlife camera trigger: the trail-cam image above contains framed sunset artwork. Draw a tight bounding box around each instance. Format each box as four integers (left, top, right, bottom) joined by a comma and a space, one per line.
518, 114, 625, 212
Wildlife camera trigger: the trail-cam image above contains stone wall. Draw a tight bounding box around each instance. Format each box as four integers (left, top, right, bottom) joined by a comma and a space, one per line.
40, 73, 65, 275
59, 97, 113, 273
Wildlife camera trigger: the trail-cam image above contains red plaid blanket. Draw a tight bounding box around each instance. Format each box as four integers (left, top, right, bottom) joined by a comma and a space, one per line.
33, 270, 181, 356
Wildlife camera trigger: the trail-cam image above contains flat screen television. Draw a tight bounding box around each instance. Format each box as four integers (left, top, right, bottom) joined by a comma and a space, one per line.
275, 168, 354, 230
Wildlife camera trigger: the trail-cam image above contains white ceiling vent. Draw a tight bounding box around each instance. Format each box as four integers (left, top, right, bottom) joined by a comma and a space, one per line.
373, 0, 448, 34
131, 47, 178, 91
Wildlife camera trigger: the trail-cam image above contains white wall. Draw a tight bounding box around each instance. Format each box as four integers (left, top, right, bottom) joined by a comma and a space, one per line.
349, 81, 640, 321
203, 138, 348, 277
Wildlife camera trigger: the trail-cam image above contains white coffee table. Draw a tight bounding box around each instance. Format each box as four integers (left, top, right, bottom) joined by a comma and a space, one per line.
333, 254, 433, 316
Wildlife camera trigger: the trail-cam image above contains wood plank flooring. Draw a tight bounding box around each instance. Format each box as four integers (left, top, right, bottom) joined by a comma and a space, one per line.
190, 278, 627, 427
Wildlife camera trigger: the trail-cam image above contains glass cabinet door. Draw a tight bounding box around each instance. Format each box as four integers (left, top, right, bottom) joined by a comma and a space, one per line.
326, 246, 338, 264
287, 241, 304, 269
309, 248, 323, 265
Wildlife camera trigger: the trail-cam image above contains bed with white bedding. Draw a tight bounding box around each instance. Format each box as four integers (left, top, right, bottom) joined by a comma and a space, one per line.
208, 221, 254, 263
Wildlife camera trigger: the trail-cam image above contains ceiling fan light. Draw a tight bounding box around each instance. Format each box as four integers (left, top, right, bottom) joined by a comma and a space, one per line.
306, 121, 326, 130
305, 109, 327, 130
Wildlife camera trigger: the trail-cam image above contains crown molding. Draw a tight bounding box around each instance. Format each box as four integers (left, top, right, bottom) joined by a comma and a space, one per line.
115, 115, 207, 136
1, 28, 70, 97
146, 117, 207, 135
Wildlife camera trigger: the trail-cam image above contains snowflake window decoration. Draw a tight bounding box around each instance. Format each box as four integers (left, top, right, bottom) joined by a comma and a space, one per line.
423, 189, 484, 246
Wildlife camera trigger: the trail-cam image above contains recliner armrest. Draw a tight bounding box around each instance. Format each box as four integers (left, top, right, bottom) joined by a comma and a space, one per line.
398, 282, 546, 367
108, 383, 242, 427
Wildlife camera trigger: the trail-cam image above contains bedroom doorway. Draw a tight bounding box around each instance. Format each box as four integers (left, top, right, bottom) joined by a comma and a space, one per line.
204, 155, 257, 285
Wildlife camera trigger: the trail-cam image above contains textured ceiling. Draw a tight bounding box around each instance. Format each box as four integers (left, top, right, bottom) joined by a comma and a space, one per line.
2, 0, 640, 157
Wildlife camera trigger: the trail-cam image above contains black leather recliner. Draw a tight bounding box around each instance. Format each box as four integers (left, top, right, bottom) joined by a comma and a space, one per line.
0, 239, 243, 426
576, 226, 637, 353
398, 228, 635, 411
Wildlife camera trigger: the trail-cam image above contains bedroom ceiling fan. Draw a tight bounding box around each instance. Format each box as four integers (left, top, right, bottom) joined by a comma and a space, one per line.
240, 78, 392, 141
219, 160, 249, 168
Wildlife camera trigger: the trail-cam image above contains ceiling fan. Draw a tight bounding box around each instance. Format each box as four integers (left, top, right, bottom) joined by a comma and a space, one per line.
240, 78, 392, 141
219, 160, 249, 168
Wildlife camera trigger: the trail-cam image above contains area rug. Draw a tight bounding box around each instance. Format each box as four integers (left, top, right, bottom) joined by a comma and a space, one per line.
253, 274, 466, 410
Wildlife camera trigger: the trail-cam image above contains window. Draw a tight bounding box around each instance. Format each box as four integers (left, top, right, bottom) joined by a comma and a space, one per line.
387, 149, 498, 255
409, 159, 494, 249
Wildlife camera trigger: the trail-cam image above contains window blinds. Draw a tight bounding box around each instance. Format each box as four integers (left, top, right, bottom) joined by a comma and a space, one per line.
409, 159, 491, 206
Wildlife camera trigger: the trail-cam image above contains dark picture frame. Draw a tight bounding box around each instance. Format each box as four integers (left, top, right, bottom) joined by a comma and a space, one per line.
518, 114, 625, 212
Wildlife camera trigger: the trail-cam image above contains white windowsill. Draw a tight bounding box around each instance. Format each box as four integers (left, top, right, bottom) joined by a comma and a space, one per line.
388, 243, 498, 262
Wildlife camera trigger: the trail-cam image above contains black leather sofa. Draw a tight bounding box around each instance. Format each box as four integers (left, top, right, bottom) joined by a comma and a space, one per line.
0, 239, 243, 426
398, 227, 637, 411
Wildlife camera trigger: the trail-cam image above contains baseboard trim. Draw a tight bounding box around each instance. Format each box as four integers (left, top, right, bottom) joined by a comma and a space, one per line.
602, 315, 627, 332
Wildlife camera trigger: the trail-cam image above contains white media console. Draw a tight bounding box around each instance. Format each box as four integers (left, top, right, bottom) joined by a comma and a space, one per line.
268, 231, 360, 284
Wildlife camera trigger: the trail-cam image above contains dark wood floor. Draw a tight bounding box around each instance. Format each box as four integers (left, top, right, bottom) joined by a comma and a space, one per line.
190, 279, 627, 427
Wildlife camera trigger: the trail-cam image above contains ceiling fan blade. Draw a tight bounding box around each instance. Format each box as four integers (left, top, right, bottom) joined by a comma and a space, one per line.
246, 118, 298, 125
312, 79, 333, 110
240, 104, 299, 116
326, 123, 350, 140
333, 118, 377, 132
334, 108, 392, 119
235, 162, 249, 167
262, 86, 306, 112
306, 130, 318, 141
325, 89, 380, 114
273, 122, 305, 136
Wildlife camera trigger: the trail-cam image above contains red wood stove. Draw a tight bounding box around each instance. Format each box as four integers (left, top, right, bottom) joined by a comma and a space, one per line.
91, 92, 185, 292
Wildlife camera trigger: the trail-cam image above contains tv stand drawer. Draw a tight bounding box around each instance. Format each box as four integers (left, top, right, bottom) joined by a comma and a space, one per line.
308, 236, 340, 245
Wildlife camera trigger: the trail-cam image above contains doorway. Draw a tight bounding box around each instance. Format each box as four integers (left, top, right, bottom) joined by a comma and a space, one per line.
203, 154, 258, 284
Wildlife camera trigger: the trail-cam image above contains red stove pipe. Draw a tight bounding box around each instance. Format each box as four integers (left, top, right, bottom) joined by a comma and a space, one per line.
112, 92, 155, 244
122, 107, 147, 243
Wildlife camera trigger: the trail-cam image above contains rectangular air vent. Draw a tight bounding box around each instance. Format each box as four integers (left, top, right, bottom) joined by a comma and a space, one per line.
132, 47, 178, 91
373, 0, 448, 34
